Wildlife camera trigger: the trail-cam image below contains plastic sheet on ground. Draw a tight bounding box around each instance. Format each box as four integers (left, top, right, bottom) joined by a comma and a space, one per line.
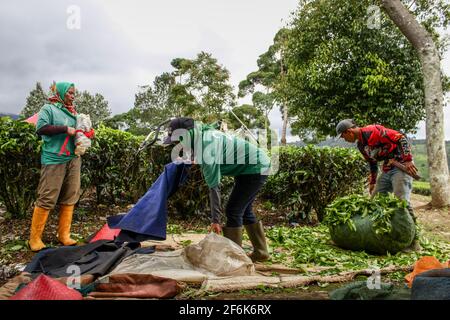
108, 233, 255, 283
184, 232, 255, 277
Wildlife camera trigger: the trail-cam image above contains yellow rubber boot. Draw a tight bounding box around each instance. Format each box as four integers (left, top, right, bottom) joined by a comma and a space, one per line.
57, 204, 77, 246
29, 207, 50, 252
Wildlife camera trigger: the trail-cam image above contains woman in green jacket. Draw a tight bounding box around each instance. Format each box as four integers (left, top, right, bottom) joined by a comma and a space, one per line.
29, 82, 81, 252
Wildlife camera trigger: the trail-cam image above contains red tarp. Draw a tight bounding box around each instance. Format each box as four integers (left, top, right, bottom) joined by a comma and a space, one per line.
89, 223, 121, 243
24, 113, 38, 125
9, 274, 83, 300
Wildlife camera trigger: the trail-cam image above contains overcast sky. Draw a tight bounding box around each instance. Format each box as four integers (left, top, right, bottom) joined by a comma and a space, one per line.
0, 0, 449, 140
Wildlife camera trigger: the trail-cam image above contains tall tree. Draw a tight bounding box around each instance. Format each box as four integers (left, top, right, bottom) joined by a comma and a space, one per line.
134, 72, 196, 126
128, 52, 235, 135
284, 0, 426, 139
225, 104, 269, 130
239, 29, 291, 144
380, 0, 450, 206
20, 82, 48, 118
171, 52, 235, 122
74, 91, 111, 127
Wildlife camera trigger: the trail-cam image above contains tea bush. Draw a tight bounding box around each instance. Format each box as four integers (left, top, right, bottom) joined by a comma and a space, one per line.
261, 145, 368, 222
0, 118, 41, 218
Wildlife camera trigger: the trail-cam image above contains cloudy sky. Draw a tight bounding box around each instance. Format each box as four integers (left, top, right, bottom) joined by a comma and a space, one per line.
0, 0, 449, 140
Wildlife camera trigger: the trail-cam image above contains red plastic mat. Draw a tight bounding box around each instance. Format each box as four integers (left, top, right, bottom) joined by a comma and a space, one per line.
9, 274, 83, 300
89, 223, 121, 243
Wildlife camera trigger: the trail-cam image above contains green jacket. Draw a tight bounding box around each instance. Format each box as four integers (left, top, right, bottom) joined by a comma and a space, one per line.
181, 123, 271, 188
36, 104, 77, 165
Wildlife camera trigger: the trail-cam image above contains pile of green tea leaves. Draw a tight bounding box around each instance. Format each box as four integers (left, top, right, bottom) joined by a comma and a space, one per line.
323, 194, 408, 235
266, 224, 450, 275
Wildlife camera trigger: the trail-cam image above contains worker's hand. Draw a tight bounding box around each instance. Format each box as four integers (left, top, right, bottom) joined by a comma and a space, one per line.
67, 127, 76, 136
404, 161, 418, 177
209, 223, 222, 235
369, 183, 376, 196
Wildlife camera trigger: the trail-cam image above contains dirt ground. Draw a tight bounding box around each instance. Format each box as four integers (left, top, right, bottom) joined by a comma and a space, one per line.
0, 193, 448, 299
410, 194, 450, 242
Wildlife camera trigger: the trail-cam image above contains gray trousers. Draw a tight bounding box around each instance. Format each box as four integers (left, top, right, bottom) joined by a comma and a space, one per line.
374, 167, 415, 220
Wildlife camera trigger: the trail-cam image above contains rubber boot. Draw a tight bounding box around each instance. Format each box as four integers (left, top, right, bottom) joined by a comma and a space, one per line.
29, 207, 50, 252
244, 221, 270, 262
222, 226, 243, 247
57, 204, 77, 246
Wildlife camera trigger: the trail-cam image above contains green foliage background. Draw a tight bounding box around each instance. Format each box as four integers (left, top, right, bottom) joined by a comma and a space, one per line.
0, 120, 367, 221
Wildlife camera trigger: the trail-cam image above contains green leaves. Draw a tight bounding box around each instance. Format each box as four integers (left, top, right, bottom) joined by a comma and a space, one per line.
0, 117, 41, 218
266, 224, 450, 272
239, 28, 291, 125
324, 193, 408, 235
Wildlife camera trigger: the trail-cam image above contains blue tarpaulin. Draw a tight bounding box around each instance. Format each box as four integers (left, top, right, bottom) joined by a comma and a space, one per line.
411, 268, 450, 300
108, 162, 191, 242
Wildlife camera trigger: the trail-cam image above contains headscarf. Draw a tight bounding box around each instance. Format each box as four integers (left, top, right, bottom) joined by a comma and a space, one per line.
48, 81, 76, 114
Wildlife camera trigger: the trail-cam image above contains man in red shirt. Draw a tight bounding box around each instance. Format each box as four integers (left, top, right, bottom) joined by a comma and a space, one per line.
336, 119, 418, 220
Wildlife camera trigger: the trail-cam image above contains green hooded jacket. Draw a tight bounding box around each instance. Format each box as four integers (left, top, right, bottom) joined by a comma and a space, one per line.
36, 82, 77, 165
180, 122, 271, 188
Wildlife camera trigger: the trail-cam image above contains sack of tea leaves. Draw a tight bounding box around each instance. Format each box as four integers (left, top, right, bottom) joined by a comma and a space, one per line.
324, 194, 415, 255
75, 114, 93, 156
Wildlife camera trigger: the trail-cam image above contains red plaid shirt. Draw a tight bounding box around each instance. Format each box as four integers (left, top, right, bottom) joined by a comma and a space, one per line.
357, 125, 413, 184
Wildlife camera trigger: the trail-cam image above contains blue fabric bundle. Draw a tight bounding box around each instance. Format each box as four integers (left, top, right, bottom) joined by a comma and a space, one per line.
411, 268, 450, 300
108, 162, 191, 242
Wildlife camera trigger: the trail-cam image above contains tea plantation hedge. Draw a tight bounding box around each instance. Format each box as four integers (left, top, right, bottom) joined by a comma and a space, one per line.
0, 117, 367, 220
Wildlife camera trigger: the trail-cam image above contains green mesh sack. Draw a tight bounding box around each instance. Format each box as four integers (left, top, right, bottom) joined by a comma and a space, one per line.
325, 194, 416, 255
329, 281, 412, 300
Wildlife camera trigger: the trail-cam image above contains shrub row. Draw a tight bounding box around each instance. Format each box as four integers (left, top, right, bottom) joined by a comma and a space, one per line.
0, 118, 367, 221
412, 181, 431, 196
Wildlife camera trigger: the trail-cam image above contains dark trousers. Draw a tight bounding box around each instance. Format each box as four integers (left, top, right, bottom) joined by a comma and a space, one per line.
225, 174, 268, 227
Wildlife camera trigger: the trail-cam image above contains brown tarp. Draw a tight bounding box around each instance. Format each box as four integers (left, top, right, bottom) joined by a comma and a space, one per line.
0, 273, 32, 300
88, 273, 183, 299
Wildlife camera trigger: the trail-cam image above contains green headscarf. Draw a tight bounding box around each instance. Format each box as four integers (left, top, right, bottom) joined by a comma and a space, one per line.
56, 82, 74, 100
49, 82, 75, 106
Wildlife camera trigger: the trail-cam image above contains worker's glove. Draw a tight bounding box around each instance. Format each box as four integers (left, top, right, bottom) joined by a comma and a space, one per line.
209, 223, 222, 235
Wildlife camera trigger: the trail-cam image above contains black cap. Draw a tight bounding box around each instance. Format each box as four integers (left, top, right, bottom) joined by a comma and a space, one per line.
336, 119, 356, 138
163, 117, 195, 144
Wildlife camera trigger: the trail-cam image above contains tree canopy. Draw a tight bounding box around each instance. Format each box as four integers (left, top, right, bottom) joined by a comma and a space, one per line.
109, 52, 236, 135
284, 0, 429, 139
74, 90, 111, 127
20, 82, 48, 118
